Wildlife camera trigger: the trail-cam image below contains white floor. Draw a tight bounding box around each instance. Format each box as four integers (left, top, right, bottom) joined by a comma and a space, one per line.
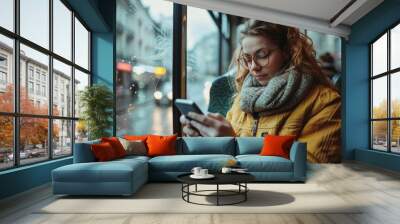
1, 162, 400, 224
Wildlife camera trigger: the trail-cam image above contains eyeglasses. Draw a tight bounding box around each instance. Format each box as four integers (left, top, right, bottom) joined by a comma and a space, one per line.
238, 47, 278, 69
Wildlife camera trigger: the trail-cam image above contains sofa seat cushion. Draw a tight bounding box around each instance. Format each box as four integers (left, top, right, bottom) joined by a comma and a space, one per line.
53, 159, 147, 183
236, 155, 293, 172
149, 154, 235, 172
116, 155, 150, 162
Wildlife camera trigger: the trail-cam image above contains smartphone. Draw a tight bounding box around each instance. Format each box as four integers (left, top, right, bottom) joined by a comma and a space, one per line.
174, 99, 204, 120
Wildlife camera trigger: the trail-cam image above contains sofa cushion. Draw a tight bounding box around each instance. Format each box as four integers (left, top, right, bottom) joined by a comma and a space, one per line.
260, 135, 296, 159
180, 137, 235, 155
236, 155, 293, 172
147, 135, 177, 157
53, 158, 147, 183
149, 154, 235, 172
91, 142, 118, 161
101, 137, 127, 158
236, 137, 263, 155
119, 138, 147, 156
124, 135, 149, 141
114, 155, 150, 163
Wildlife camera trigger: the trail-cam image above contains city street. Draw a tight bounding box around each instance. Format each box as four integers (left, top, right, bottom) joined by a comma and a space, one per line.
0, 147, 72, 170
116, 80, 210, 135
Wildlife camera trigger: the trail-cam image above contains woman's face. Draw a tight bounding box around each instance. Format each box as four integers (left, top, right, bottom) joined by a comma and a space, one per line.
241, 35, 288, 85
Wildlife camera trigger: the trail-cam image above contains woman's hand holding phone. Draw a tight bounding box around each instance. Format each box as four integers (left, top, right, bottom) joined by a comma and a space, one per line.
180, 112, 236, 137
180, 114, 201, 136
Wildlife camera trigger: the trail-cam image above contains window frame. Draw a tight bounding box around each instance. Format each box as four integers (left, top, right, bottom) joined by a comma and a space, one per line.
370, 20, 400, 154
0, 0, 92, 171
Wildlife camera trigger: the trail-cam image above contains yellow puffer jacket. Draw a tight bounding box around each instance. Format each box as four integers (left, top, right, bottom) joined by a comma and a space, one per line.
226, 84, 341, 163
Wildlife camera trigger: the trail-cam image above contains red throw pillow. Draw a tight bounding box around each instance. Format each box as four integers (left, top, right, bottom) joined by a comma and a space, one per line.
260, 135, 296, 159
146, 134, 177, 157
101, 137, 127, 158
91, 142, 117, 161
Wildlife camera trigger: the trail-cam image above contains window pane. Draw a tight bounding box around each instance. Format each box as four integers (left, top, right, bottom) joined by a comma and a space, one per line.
74, 69, 89, 118
372, 77, 387, 119
20, 44, 49, 115
372, 33, 387, 76
0, 116, 13, 170
391, 72, 400, 118
116, 0, 173, 136
20, 117, 49, 165
53, 59, 72, 117
20, 0, 49, 49
372, 121, 388, 151
307, 30, 342, 88
187, 6, 219, 113
392, 120, 400, 153
391, 24, 400, 70
0, 0, 14, 31
75, 120, 88, 143
74, 18, 89, 70
53, 119, 72, 157
0, 34, 14, 112
53, 0, 72, 60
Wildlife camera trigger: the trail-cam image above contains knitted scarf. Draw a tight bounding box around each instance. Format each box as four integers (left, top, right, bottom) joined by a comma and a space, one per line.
240, 67, 314, 116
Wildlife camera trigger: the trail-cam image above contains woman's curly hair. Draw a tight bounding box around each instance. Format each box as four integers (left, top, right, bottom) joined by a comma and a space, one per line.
235, 20, 334, 91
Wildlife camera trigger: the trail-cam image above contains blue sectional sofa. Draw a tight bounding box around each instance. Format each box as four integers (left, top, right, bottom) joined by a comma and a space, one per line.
52, 137, 307, 196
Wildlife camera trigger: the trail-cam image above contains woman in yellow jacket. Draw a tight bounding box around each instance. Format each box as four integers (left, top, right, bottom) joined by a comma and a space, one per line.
180, 20, 341, 163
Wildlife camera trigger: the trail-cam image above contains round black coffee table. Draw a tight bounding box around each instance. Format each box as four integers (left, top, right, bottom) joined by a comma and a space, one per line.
177, 173, 255, 206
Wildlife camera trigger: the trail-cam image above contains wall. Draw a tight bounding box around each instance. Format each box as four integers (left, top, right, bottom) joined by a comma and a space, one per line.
91, 1, 116, 136
0, 0, 115, 200
0, 158, 72, 199
344, 0, 400, 171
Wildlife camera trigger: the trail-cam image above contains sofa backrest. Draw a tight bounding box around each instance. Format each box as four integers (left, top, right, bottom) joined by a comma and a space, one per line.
235, 137, 263, 155
73, 139, 100, 163
178, 137, 236, 155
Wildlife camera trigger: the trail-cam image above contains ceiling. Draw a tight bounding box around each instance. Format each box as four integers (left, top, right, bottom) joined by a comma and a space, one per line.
168, 0, 384, 38
226, 0, 353, 24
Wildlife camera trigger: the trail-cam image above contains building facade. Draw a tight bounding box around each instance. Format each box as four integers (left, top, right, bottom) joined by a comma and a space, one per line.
0, 41, 73, 148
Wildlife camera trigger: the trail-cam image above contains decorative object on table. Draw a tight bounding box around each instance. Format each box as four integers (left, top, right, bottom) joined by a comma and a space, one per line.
177, 173, 255, 206
221, 167, 249, 174
221, 159, 240, 173
190, 167, 214, 179
189, 173, 215, 179
221, 167, 232, 173
191, 167, 202, 176
79, 84, 113, 140
225, 159, 238, 168
231, 168, 249, 173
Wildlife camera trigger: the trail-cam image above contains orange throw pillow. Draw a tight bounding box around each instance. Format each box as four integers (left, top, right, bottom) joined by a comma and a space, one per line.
124, 135, 149, 141
91, 142, 117, 161
101, 137, 127, 158
260, 135, 296, 159
146, 134, 177, 157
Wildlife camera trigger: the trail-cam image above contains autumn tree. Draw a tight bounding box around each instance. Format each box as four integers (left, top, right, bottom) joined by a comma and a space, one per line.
0, 84, 59, 152
0, 85, 14, 150
372, 99, 400, 143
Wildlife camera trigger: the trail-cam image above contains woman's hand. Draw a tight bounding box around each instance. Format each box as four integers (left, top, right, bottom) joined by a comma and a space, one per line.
180, 112, 236, 137
180, 114, 201, 137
